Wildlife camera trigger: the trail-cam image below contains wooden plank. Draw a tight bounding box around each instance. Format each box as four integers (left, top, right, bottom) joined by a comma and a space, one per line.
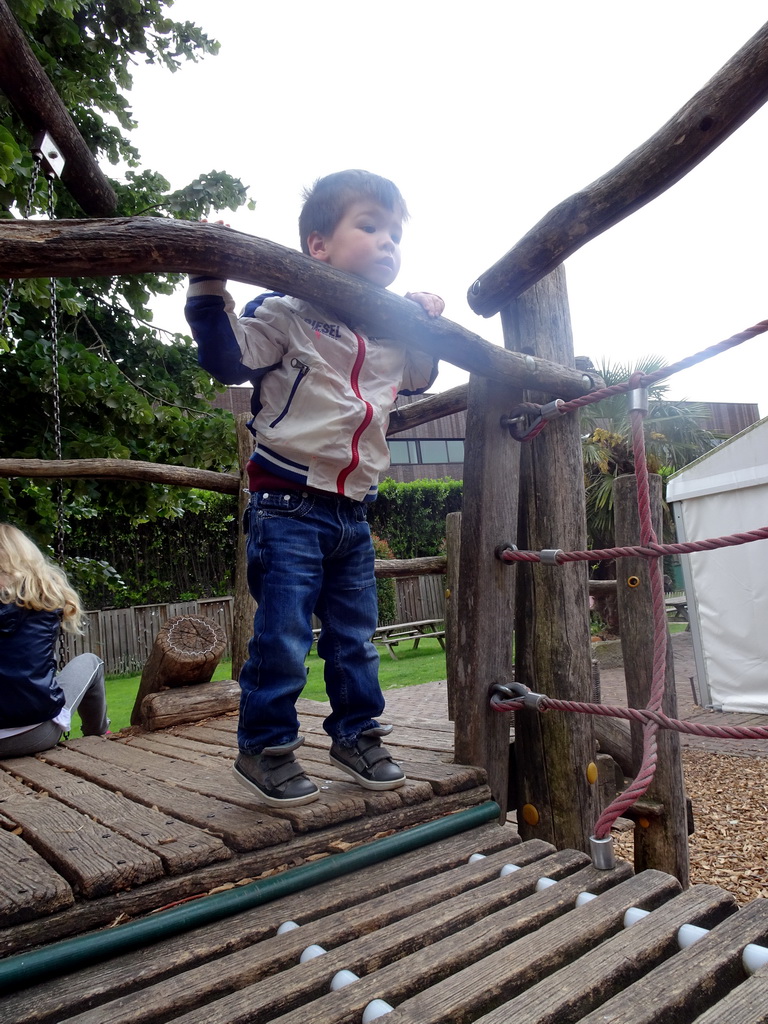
691, 964, 768, 1024
576, 897, 768, 1023
121, 732, 235, 761
0, 769, 34, 800
0, 789, 497, 959
350, 867, 680, 1024
396, 760, 486, 796
0, 826, 73, 926
48, 842, 552, 1024
89, 846, 589, 1024
3, 824, 523, 1024
63, 736, 367, 833
507, 265, 598, 852
168, 722, 240, 746
176, 858, 633, 1024
473, 883, 738, 1023
0, 797, 163, 898
291, 748, 435, 811
383, 715, 455, 735
38, 745, 293, 852
300, 718, 454, 755
1, 757, 232, 875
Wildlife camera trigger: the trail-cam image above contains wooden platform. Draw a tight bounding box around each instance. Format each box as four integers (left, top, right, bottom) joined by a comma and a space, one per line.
0, 696, 490, 957
2, 821, 767, 1023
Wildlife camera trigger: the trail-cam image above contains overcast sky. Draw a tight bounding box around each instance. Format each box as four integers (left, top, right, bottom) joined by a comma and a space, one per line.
130, 1, 768, 416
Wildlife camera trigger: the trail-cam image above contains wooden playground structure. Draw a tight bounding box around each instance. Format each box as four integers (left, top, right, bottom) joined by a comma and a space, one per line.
1, 6, 768, 1020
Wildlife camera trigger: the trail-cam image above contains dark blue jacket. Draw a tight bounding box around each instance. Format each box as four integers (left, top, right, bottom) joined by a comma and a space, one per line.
0, 602, 65, 728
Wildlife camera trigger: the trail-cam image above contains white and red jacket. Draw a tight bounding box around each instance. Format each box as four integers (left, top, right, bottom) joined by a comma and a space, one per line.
185, 280, 438, 502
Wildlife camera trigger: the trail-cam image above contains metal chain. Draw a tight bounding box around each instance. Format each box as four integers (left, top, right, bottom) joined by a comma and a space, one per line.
0, 154, 43, 326
44, 174, 67, 668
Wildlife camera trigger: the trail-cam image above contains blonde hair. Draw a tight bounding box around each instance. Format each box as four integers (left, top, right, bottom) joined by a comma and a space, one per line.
0, 524, 83, 633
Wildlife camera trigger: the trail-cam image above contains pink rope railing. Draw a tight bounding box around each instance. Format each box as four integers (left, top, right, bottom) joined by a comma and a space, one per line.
509, 319, 768, 440
494, 318, 768, 838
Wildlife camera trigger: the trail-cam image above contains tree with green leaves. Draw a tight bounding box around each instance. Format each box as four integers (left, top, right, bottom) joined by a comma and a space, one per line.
0, 0, 250, 595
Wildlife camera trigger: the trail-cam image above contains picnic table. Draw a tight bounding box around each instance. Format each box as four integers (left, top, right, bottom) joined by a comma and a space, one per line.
372, 619, 446, 660
665, 594, 689, 626
310, 619, 446, 660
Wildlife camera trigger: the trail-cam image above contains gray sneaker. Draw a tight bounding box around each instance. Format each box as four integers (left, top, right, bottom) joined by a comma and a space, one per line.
330, 728, 406, 791
233, 737, 319, 806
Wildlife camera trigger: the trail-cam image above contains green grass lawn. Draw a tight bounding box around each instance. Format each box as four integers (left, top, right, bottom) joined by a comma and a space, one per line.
101, 638, 448, 734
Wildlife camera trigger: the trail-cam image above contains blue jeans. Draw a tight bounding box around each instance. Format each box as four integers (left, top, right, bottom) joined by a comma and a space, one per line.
238, 489, 383, 753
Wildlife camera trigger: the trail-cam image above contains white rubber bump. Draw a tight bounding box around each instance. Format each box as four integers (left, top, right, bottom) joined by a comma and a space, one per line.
623, 907, 651, 928
299, 944, 326, 963
363, 999, 394, 1022
330, 969, 359, 990
499, 863, 520, 877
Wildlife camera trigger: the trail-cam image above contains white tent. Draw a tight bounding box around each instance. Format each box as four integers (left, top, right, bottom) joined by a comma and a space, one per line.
666, 415, 768, 713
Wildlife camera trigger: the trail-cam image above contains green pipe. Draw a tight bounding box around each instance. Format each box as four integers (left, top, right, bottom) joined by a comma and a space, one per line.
0, 800, 500, 995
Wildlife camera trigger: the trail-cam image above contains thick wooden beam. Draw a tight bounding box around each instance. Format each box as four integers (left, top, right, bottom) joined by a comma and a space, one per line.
0, 458, 238, 493
0, 217, 597, 398
614, 473, 690, 885
468, 21, 768, 317
387, 385, 468, 436
0, 0, 117, 216
452, 376, 521, 814
510, 265, 598, 853
374, 556, 447, 579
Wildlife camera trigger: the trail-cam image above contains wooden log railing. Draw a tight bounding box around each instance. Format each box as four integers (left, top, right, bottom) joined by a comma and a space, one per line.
0, 217, 598, 400
467, 20, 768, 317
0, 458, 240, 494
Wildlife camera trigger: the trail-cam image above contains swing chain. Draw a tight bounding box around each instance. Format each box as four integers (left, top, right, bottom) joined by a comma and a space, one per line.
0, 153, 44, 327
45, 176, 66, 672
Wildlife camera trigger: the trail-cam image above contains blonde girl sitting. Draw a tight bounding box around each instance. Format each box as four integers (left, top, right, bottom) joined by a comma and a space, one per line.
0, 523, 108, 757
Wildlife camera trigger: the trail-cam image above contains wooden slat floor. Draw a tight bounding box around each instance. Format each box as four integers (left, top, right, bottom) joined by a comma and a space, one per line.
2, 821, 767, 1024
0, 697, 491, 957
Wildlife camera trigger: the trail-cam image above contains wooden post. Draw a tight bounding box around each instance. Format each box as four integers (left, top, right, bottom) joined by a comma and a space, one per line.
508, 265, 599, 853
444, 511, 461, 722
231, 414, 257, 682
614, 473, 690, 885
452, 376, 521, 817
130, 615, 225, 727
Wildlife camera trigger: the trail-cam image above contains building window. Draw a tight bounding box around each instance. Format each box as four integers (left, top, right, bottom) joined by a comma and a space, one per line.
388, 439, 464, 464
389, 440, 420, 464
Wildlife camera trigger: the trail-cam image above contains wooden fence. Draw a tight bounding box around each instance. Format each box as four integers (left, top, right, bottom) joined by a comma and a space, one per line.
62, 577, 446, 676
62, 598, 235, 676
394, 574, 445, 624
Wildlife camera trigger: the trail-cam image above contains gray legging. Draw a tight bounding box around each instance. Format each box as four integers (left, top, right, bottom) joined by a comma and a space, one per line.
0, 653, 108, 757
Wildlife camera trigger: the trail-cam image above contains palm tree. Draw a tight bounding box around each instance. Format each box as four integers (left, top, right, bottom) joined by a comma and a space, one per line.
582, 356, 721, 555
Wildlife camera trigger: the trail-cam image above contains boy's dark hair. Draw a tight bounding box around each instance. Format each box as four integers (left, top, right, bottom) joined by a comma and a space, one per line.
299, 170, 409, 255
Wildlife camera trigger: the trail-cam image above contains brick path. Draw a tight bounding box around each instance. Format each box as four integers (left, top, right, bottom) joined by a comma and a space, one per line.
383, 632, 768, 758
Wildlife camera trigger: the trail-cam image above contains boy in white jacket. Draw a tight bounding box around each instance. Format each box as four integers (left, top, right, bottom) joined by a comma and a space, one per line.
186, 170, 443, 805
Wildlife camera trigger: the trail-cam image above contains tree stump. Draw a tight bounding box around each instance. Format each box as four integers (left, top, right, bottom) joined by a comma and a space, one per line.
130, 615, 226, 727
